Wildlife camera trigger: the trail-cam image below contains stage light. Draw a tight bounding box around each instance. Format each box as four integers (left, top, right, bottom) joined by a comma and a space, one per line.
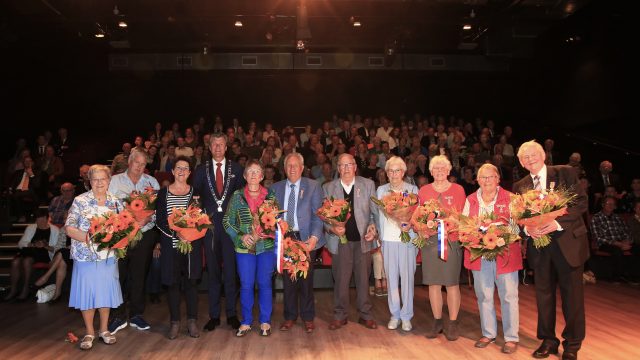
235, 20, 243, 27
95, 33, 105, 38
118, 21, 128, 28
296, 40, 306, 51
203, 45, 208, 55
463, 24, 472, 30
353, 21, 361, 27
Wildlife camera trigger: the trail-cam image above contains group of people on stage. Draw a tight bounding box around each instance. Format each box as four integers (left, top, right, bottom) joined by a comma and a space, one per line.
58, 133, 588, 360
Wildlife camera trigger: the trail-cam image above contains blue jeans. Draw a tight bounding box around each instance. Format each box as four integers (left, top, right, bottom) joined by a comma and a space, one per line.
472, 258, 520, 342
236, 251, 276, 326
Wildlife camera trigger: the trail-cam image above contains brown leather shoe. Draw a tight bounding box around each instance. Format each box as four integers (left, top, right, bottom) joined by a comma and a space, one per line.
304, 321, 315, 333
502, 341, 518, 354
358, 318, 378, 329
328, 319, 348, 330
280, 320, 295, 331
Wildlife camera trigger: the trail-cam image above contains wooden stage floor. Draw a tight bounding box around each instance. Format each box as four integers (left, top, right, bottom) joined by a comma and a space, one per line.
0, 280, 638, 360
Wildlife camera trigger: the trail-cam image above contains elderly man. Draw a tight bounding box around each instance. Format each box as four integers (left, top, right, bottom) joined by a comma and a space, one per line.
192, 133, 245, 332
48, 182, 75, 227
108, 148, 161, 334
323, 153, 378, 330
513, 140, 588, 360
271, 153, 324, 333
111, 142, 132, 175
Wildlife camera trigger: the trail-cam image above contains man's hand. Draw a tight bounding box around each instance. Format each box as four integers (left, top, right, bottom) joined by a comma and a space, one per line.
306, 236, 318, 251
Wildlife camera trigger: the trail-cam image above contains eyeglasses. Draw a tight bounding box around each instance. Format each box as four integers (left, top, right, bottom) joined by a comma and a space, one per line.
90, 178, 108, 183
246, 169, 263, 175
338, 163, 356, 169
478, 175, 498, 181
387, 169, 404, 174
175, 166, 190, 172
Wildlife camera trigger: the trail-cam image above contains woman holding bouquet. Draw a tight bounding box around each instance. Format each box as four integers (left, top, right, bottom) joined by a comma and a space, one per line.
418, 155, 466, 341
65, 165, 123, 350
375, 156, 419, 332
223, 160, 279, 337
154, 156, 202, 340
462, 164, 522, 354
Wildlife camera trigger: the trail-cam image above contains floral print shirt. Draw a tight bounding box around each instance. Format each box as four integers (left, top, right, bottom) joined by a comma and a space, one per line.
66, 190, 123, 262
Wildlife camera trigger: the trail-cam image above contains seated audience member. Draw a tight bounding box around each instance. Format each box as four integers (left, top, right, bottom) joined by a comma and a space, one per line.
3, 208, 60, 301
590, 196, 639, 282
628, 201, 640, 249
9, 155, 46, 222
160, 144, 177, 173
38, 145, 64, 198
35, 215, 72, 303
77, 164, 92, 192
175, 137, 194, 157
111, 142, 132, 175
146, 145, 161, 174
591, 160, 622, 210
566, 152, 587, 178
48, 182, 75, 227
621, 178, 640, 214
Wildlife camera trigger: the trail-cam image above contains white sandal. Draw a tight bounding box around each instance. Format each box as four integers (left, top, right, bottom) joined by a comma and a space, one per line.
80, 335, 95, 350
99, 331, 117, 345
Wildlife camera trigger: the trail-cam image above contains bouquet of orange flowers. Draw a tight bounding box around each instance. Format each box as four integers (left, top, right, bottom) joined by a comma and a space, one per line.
316, 197, 351, 244
457, 212, 521, 261
410, 199, 456, 248
510, 187, 576, 248
168, 205, 213, 254
89, 210, 142, 258
124, 186, 157, 223
250, 199, 287, 253
281, 237, 311, 281
371, 191, 419, 243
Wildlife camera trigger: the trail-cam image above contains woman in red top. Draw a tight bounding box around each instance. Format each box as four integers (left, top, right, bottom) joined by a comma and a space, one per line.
418, 155, 466, 341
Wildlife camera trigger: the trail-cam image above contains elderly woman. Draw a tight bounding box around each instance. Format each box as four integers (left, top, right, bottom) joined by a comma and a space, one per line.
463, 163, 522, 354
65, 164, 123, 350
155, 156, 203, 340
3, 208, 60, 301
375, 156, 419, 332
418, 155, 466, 341
223, 160, 279, 337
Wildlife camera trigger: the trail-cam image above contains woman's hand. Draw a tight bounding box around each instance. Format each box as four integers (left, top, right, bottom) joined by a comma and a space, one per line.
332, 225, 346, 237
153, 244, 161, 258
242, 234, 256, 248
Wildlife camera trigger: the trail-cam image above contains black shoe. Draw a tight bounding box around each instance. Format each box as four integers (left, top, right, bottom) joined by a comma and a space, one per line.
532, 342, 559, 359
562, 350, 578, 360
203, 318, 221, 331
149, 294, 161, 304
227, 316, 241, 330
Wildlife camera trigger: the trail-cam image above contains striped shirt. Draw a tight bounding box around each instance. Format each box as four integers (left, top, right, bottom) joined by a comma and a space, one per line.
167, 191, 191, 248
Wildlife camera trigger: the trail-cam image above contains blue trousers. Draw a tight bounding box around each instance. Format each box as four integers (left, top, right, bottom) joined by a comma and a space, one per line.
236, 251, 276, 326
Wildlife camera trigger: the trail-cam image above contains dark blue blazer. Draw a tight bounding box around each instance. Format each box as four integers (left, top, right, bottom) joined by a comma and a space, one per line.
271, 177, 325, 250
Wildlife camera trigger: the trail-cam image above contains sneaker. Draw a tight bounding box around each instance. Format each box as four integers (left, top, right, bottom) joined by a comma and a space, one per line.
387, 318, 400, 330
130, 315, 151, 330
108, 318, 128, 334
401, 320, 412, 332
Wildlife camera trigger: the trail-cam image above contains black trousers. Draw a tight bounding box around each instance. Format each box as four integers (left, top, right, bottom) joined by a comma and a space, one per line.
283, 249, 317, 321
114, 229, 158, 319
531, 240, 585, 352
167, 249, 198, 322
204, 226, 238, 319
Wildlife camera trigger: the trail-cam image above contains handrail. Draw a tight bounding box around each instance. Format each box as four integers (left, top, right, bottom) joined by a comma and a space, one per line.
565, 133, 640, 157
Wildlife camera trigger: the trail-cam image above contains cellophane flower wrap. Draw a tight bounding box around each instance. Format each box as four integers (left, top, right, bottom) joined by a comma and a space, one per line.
168, 204, 212, 254
249, 199, 287, 254
409, 199, 457, 248
88, 210, 142, 259
281, 237, 311, 281
371, 191, 419, 243
457, 212, 521, 261
124, 186, 157, 224
316, 197, 351, 244
510, 186, 576, 248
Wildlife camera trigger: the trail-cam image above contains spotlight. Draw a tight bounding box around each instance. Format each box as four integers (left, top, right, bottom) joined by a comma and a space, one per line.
203, 45, 208, 55
95, 33, 105, 38
118, 21, 128, 28
353, 21, 361, 27
296, 40, 306, 51
463, 24, 472, 30
234, 20, 243, 27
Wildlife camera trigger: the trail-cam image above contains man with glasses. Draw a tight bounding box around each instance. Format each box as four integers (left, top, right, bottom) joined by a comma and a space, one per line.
107, 148, 161, 334
323, 153, 379, 330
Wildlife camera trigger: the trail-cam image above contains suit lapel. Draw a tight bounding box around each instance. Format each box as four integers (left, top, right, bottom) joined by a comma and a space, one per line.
547, 166, 559, 189
276, 181, 285, 207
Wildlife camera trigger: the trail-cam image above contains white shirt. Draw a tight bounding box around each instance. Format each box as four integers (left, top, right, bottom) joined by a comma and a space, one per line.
340, 179, 355, 194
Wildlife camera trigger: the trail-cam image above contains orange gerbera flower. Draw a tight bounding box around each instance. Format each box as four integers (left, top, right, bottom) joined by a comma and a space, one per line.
261, 213, 276, 228
482, 232, 498, 250
119, 211, 133, 224
130, 199, 145, 211
328, 206, 341, 217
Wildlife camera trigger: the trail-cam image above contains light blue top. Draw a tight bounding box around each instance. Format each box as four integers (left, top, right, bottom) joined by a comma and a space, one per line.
108, 172, 160, 232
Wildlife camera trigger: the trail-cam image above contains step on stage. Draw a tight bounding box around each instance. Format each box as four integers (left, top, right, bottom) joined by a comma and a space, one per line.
0, 281, 638, 359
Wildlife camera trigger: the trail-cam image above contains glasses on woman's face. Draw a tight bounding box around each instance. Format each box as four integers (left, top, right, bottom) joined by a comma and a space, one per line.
175, 166, 190, 173
478, 175, 498, 181
246, 168, 263, 175
90, 177, 108, 183
387, 168, 403, 175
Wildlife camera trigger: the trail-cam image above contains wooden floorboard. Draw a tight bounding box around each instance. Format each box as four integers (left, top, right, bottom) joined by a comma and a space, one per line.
0, 281, 638, 359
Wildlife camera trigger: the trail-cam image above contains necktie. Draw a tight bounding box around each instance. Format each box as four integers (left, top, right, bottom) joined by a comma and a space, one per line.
216, 162, 223, 194
286, 184, 296, 227
39, 146, 44, 155
533, 175, 541, 190
19, 173, 29, 191
603, 174, 610, 186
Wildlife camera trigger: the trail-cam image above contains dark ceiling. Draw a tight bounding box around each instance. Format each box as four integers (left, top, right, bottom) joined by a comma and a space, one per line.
2, 0, 592, 55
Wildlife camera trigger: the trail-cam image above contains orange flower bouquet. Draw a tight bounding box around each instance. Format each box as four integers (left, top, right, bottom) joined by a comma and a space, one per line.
371, 191, 419, 243
510, 187, 576, 248
281, 237, 311, 281
168, 205, 212, 254
250, 199, 287, 254
316, 197, 351, 244
88, 210, 142, 258
410, 199, 457, 248
457, 212, 521, 261
123, 186, 157, 222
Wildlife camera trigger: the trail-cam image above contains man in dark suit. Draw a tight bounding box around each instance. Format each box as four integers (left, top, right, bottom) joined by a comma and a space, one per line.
590, 160, 622, 211
323, 153, 379, 331
271, 153, 324, 333
9, 155, 45, 221
193, 133, 245, 331
513, 140, 588, 360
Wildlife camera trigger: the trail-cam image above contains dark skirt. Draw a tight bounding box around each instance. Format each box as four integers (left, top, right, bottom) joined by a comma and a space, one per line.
17, 247, 50, 264
160, 237, 203, 286
420, 237, 462, 286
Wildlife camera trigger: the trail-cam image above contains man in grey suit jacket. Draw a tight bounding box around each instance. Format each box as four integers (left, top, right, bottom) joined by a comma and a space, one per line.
323, 153, 379, 330
271, 153, 325, 333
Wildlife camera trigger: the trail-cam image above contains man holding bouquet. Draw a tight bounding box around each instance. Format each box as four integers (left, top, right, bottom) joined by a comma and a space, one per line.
323, 153, 378, 330
271, 153, 324, 333
513, 140, 588, 360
